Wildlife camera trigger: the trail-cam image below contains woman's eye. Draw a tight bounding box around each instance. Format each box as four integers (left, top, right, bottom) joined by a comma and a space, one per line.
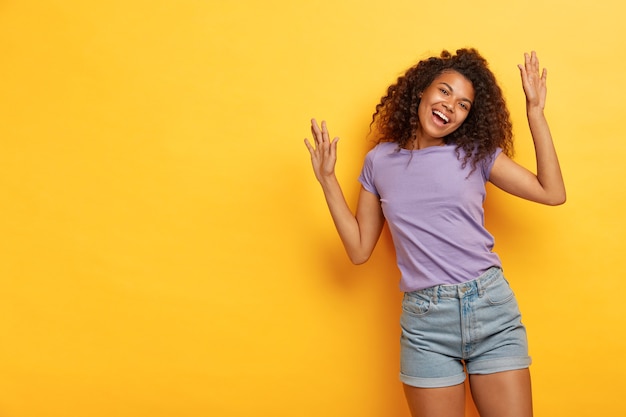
439, 88, 449, 95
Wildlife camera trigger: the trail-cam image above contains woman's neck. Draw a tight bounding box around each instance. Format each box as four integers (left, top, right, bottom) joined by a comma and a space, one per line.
408, 136, 445, 150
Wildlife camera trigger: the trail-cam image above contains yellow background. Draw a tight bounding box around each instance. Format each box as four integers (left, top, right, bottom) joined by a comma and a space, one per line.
0, 0, 624, 416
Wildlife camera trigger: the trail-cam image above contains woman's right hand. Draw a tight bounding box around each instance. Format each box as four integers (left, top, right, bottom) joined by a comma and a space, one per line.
304, 119, 339, 183
303, 118, 384, 264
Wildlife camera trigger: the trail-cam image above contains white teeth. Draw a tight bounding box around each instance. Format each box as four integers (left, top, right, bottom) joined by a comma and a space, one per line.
433, 110, 449, 123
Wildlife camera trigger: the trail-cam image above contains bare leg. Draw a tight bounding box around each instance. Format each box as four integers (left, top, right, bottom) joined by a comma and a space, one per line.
469, 369, 533, 417
403, 382, 466, 417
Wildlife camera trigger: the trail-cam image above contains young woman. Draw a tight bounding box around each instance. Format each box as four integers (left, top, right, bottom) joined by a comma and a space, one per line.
304, 49, 565, 417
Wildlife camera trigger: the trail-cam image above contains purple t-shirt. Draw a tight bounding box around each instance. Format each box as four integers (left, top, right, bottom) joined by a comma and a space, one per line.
358, 141, 502, 291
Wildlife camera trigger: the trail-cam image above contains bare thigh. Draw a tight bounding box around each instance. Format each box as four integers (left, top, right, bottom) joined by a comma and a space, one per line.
403, 382, 465, 417
469, 369, 533, 417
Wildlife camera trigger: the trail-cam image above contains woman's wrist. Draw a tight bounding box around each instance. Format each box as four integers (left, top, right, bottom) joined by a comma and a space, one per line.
526, 104, 545, 116
318, 172, 339, 188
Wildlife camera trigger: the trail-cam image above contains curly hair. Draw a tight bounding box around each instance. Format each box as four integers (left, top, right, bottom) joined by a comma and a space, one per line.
371, 48, 514, 170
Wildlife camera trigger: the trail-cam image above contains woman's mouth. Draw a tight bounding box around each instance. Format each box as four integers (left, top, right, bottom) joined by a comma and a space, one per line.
433, 110, 449, 124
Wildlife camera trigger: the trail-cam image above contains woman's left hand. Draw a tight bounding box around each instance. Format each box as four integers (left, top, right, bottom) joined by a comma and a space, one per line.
518, 51, 547, 110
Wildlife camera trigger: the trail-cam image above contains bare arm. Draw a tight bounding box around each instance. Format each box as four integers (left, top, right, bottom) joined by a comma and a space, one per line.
490, 51, 566, 206
304, 119, 385, 264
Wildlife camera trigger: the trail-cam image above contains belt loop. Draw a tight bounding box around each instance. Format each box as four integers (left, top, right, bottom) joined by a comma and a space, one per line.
432, 286, 439, 305
477, 274, 485, 298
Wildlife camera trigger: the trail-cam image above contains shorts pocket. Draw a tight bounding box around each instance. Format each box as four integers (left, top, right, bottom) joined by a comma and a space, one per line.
402, 291, 433, 316
484, 276, 515, 306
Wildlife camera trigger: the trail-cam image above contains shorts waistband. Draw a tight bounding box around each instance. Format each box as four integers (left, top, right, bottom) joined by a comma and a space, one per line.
408, 267, 503, 302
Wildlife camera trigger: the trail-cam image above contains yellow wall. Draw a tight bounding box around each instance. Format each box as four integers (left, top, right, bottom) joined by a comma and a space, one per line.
0, 1, 624, 416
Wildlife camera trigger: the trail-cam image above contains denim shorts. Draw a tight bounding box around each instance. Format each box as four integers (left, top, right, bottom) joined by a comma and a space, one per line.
400, 267, 531, 388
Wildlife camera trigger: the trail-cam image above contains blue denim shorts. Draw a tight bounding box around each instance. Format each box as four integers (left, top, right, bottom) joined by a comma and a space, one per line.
400, 267, 531, 388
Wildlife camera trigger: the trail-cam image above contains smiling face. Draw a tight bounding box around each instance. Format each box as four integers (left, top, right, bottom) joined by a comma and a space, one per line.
415, 70, 475, 146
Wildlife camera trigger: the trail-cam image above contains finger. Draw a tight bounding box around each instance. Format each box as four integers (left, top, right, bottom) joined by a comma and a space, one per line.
311, 117, 320, 135
521, 53, 532, 81
311, 118, 324, 145
321, 120, 330, 143
518, 63, 526, 77
527, 52, 539, 80
321, 121, 332, 154
329, 137, 340, 158
524, 52, 530, 69
310, 126, 319, 146
531, 51, 538, 71
518, 63, 529, 86
304, 138, 315, 154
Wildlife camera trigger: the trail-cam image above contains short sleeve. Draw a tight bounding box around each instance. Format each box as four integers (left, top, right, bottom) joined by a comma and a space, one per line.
482, 147, 503, 181
358, 148, 379, 197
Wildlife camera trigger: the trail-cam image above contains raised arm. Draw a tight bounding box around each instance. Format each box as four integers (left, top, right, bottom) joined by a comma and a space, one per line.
490, 51, 566, 206
304, 119, 385, 264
